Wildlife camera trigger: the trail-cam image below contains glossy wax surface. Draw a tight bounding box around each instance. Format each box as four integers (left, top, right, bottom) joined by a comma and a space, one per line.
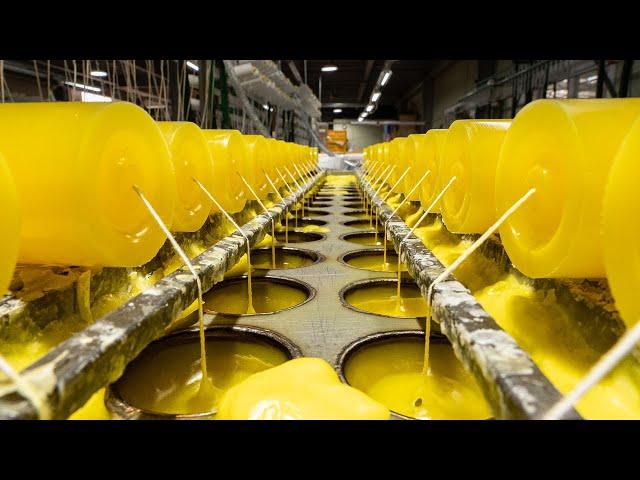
157, 121, 213, 232
204, 279, 308, 315
346, 284, 428, 318
345, 338, 491, 419
0, 153, 20, 294
418, 129, 448, 213
217, 357, 390, 420
0, 101, 176, 267
497, 99, 640, 278
346, 253, 407, 272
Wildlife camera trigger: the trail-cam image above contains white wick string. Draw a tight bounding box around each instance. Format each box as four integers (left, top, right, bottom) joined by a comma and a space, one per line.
0, 354, 51, 420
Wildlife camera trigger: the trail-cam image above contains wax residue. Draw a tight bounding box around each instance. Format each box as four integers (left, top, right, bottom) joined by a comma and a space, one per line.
346, 284, 428, 318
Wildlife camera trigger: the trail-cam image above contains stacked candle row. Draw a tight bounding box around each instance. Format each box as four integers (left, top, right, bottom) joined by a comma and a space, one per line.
0, 101, 318, 295
364, 98, 640, 327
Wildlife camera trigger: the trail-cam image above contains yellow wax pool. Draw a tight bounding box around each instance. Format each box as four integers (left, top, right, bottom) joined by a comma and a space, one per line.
345, 338, 491, 419
242, 134, 271, 200
418, 129, 448, 214
343, 233, 392, 248
0, 101, 176, 267
204, 278, 308, 315
157, 121, 213, 233
401, 134, 430, 201
603, 114, 640, 326
345, 212, 371, 220
0, 153, 20, 295
69, 389, 110, 420
201, 129, 247, 213
440, 119, 511, 234
497, 98, 640, 278
251, 249, 314, 270
346, 220, 381, 231
217, 357, 389, 420
300, 224, 330, 234
114, 335, 289, 415
346, 284, 428, 318
346, 253, 407, 272
415, 217, 640, 419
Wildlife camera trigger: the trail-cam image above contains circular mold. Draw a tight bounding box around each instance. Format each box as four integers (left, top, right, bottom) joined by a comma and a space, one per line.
106, 325, 302, 420
344, 202, 366, 209
336, 331, 491, 420
300, 209, 330, 217
250, 246, 324, 270
343, 219, 383, 231
343, 210, 372, 220
339, 248, 407, 273
339, 231, 393, 248
275, 231, 326, 243
339, 277, 428, 319
204, 275, 316, 316
307, 202, 331, 209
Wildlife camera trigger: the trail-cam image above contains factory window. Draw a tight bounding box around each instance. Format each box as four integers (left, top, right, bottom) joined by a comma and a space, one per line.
79, 91, 112, 102
578, 72, 598, 98
546, 78, 568, 99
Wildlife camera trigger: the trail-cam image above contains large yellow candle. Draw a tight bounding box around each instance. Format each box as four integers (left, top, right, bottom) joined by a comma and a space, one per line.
201, 129, 247, 213
242, 135, 271, 200
217, 358, 389, 420
0, 102, 175, 267
0, 153, 20, 294
402, 134, 431, 201
497, 99, 640, 278
157, 122, 213, 232
419, 129, 448, 213
440, 119, 511, 234
388, 137, 410, 187
603, 114, 640, 326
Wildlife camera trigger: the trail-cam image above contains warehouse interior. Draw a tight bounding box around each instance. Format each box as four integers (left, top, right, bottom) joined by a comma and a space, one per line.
0, 59, 639, 421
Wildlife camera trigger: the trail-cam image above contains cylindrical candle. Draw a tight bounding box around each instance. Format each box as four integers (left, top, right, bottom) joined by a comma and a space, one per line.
402, 134, 430, 201
603, 115, 640, 326
440, 119, 511, 234
157, 122, 213, 232
201, 129, 248, 213
388, 137, 410, 187
419, 129, 448, 213
0, 153, 20, 294
497, 99, 640, 278
0, 101, 176, 267
242, 135, 271, 200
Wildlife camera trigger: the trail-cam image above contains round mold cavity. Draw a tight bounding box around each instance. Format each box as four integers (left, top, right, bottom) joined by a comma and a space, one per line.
339, 231, 394, 248
339, 248, 407, 273
344, 202, 366, 209
275, 230, 326, 243
307, 202, 331, 209
343, 210, 372, 220
292, 218, 329, 229
105, 325, 302, 420
339, 277, 428, 319
343, 219, 383, 231
336, 331, 492, 420
300, 209, 330, 217
250, 246, 324, 270
204, 274, 316, 316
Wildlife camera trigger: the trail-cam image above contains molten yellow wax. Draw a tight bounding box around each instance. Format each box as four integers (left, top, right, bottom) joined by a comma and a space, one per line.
114, 336, 288, 415
345, 212, 371, 220
0, 153, 20, 295
344, 233, 392, 248
346, 284, 428, 318
157, 121, 213, 233
603, 115, 640, 327
347, 253, 407, 273
414, 217, 640, 419
217, 358, 389, 420
497, 99, 640, 278
204, 279, 308, 315
345, 338, 491, 419
440, 119, 511, 234
0, 101, 176, 267
201, 129, 247, 213
419, 129, 448, 214
69, 389, 110, 420
300, 224, 330, 234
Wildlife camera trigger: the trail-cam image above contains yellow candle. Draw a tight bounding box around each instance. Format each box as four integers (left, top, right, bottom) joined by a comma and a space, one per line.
0, 153, 20, 294
242, 135, 271, 200
497, 99, 640, 278
603, 114, 640, 326
388, 137, 410, 187
344, 338, 491, 419
440, 119, 511, 234
419, 129, 448, 214
401, 134, 430, 200
157, 122, 213, 232
217, 358, 389, 420
0, 101, 176, 267
201, 129, 247, 213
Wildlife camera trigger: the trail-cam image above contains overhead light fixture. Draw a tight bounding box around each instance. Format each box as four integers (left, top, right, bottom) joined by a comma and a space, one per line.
321, 65, 338, 72
381, 70, 392, 86
65, 81, 101, 93
371, 91, 381, 102
186, 61, 200, 72
263, 104, 269, 110
90, 70, 108, 78
357, 117, 364, 122
365, 104, 374, 113
333, 108, 342, 113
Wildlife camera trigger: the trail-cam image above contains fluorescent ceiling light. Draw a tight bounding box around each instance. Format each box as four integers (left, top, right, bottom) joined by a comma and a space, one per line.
81, 91, 112, 102
357, 117, 364, 122
90, 70, 108, 78
186, 61, 200, 72
371, 91, 381, 102
65, 81, 101, 92
333, 108, 342, 113
381, 70, 392, 86
263, 104, 269, 110
321, 65, 338, 72
365, 104, 374, 112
